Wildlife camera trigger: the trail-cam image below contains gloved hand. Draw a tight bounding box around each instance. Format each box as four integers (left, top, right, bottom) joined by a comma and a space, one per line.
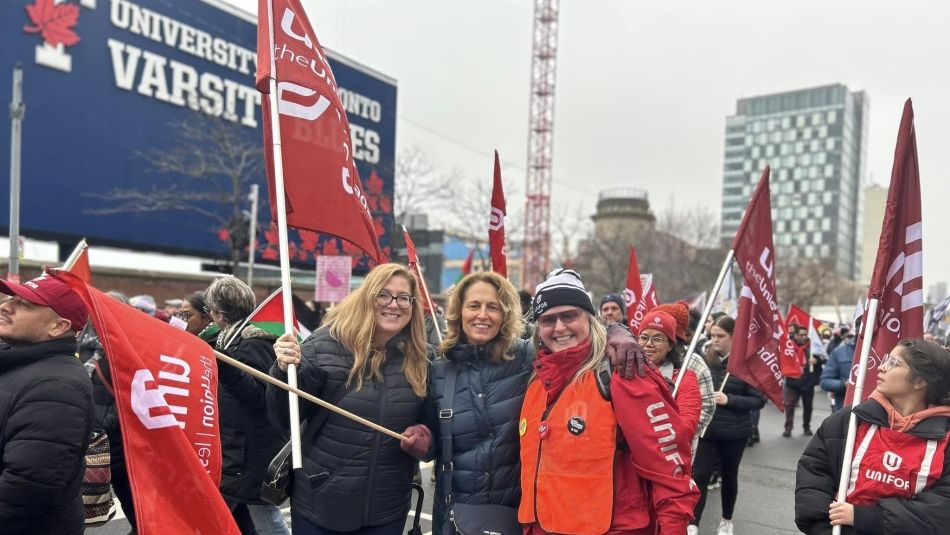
399, 424, 432, 460
606, 324, 651, 380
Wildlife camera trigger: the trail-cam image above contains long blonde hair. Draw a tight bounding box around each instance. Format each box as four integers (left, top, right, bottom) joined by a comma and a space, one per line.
532, 310, 608, 383
441, 271, 524, 362
322, 263, 428, 397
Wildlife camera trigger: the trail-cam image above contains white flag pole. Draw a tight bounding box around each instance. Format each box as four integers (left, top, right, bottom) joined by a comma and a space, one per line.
673, 249, 735, 398
61, 238, 87, 270
831, 297, 879, 535
402, 225, 442, 345
263, 0, 303, 470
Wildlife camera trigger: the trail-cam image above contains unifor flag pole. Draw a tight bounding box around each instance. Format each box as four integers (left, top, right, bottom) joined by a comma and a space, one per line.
263, 0, 303, 469
247, 184, 260, 291
61, 238, 87, 270
831, 298, 880, 535
673, 249, 735, 398
8, 63, 24, 283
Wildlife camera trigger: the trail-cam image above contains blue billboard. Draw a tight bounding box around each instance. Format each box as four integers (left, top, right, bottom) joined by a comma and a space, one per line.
0, 0, 396, 269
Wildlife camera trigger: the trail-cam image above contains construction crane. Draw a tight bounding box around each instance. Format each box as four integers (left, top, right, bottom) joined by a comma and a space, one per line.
521, 0, 559, 291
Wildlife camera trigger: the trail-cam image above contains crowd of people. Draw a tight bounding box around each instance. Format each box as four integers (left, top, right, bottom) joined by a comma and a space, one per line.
0, 264, 948, 534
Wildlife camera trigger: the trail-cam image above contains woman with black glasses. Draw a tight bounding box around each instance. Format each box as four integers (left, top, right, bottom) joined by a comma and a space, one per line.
270, 263, 433, 535
796, 339, 950, 535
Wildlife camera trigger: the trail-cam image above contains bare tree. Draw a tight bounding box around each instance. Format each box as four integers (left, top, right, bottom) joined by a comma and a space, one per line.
394, 145, 458, 223
86, 114, 262, 273
550, 201, 592, 267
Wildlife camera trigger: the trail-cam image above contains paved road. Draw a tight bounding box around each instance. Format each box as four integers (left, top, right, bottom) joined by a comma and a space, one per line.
88, 394, 831, 534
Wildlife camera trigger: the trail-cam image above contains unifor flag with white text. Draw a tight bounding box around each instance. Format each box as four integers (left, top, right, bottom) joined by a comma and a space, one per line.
847, 99, 923, 404
623, 245, 656, 332
728, 167, 785, 409
256, 0, 382, 262
51, 270, 239, 534
489, 150, 507, 277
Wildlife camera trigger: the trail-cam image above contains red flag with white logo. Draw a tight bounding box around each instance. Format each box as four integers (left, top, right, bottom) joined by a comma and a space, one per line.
728, 168, 785, 409
641, 273, 660, 310
623, 245, 656, 332
488, 151, 507, 277
256, 0, 382, 262
51, 270, 239, 534
402, 226, 436, 315
847, 99, 924, 404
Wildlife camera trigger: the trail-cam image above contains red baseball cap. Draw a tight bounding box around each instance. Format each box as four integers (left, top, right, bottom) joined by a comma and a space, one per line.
639, 310, 677, 344
0, 273, 89, 331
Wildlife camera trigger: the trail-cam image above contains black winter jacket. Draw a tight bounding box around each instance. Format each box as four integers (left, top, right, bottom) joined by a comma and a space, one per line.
795, 399, 950, 535
0, 338, 93, 535
702, 355, 765, 441
424, 339, 534, 533
217, 324, 287, 504
267, 327, 429, 531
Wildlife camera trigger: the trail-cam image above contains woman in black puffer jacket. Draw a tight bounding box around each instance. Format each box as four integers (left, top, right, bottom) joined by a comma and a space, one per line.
423, 271, 533, 534
270, 263, 432, 535
689, 315, 765, 535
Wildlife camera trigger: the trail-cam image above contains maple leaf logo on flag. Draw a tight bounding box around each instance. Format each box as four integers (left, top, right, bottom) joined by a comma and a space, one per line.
23, 0, 81, 48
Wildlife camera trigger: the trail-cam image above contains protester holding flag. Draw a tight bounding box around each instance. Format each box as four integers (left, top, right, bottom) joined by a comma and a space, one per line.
519, 269, 698, 534
0, 273, 94, 535
690, 315, 765, 535
821, 330, 857, 412
784, 325, 825, 438
796, 339, 950, 535
638, 309, 703, 441
269, 263, 432, 535
206, 277, 290, 535
422, 271, 532, 534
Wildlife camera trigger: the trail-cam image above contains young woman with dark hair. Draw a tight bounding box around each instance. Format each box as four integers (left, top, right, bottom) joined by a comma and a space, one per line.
796, 339, 950, 534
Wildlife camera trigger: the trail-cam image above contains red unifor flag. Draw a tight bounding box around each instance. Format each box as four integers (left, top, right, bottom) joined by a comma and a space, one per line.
622, 245, 656, 332
846, 99, 924, 404
488, 150, 507, 277
402, 226, 433, 314
728, 167, 785, 409
51, 270, 239, 534
256, 0, 382, 262
641, 273, 660, 310
64, 242, 92, 284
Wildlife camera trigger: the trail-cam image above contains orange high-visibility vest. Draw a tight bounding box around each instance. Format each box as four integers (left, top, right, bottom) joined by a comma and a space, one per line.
518, 372, 617, 535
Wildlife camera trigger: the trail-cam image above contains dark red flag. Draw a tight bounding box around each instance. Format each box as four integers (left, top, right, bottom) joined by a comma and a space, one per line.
728, 167, 785, 409
51, 271, 239, 534
402, 226, 433, 314
488, 151, 507, 277
622, 245, 656, 332
847, 99, 924, 404
64, 242, 92, 284
256, 0, 382, 262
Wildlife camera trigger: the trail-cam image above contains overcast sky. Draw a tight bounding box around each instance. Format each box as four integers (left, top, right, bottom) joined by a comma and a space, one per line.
227, 0, 950, 290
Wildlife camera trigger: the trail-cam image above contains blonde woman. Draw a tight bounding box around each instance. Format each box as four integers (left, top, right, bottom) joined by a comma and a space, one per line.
421, 271, 531, 534
270, 263, 433, 535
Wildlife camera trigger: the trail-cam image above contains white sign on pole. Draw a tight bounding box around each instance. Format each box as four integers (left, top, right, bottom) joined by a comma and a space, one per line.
315, 256, 352, 303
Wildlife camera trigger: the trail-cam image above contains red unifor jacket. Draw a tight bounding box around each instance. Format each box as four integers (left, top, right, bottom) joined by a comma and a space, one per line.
519, 341, 699, 535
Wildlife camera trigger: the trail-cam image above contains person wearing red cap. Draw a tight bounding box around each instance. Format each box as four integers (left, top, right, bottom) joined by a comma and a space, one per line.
0, 272, 93, 534
638, 309, 703, 442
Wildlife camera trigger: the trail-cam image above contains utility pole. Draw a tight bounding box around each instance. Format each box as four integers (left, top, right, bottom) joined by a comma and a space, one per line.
8, 63, 24, 283
246, 183, 259, 291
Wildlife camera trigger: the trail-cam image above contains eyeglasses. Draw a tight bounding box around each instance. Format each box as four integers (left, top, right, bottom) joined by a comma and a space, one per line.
376, 292, 414, 309
537, 309, 583, 328
175, 311, 194, 321
637, 334, 668, 346
879, 354, 907, 371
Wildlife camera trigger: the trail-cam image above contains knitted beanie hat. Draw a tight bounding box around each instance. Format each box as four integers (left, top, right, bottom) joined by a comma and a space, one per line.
600, 293, 626, 314
532, 268, 595, 320
652, 300, 690, 342
639, 310, 677, 344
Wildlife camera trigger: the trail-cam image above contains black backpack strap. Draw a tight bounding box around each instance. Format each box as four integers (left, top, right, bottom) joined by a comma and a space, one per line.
439, 361, 458, 505
595, 358, 612, 401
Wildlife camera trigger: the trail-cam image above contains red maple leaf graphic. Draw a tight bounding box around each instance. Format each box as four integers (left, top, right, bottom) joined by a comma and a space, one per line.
217, 228, 230, 243
365, 171, 384, 196
24, 0, 81, 48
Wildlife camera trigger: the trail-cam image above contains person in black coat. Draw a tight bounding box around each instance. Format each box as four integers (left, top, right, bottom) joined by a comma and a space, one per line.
689, 315, 766, 535
0, 274, 94, 535
206, 277, 290, 535
421, 271, 533, 534
796, 339, 950, 535
271, 264, 433, 535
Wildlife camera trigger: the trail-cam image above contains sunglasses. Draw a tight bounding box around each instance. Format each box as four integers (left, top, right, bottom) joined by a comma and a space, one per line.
537, 309, 583, 328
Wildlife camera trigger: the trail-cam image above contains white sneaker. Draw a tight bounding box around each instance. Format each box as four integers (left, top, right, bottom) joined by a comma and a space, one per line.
717, 519, 734, 535
687, 525, 699, 535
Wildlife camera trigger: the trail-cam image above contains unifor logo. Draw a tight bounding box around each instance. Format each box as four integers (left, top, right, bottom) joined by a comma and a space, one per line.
622, 288, 636, 307
883, 451, 903, 472
130, 369, 182, 430
488, 207, 505, 231
22, 0, 96, 73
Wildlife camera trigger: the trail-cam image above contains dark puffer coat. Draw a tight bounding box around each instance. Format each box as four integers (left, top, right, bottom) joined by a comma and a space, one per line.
0, 338, 94, 535
424, 339, 534, 534
217, 325, 287, 504
702, 355, 765, 441
267, 327, 429, 532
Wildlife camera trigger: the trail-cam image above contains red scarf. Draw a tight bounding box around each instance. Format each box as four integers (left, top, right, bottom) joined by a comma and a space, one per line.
534, 340, 593, 407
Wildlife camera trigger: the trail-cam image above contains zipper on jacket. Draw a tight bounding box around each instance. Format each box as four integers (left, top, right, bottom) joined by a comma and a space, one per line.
364, 371, 388, 525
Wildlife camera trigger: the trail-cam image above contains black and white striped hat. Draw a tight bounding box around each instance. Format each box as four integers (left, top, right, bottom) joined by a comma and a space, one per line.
531, 268, 595, 320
